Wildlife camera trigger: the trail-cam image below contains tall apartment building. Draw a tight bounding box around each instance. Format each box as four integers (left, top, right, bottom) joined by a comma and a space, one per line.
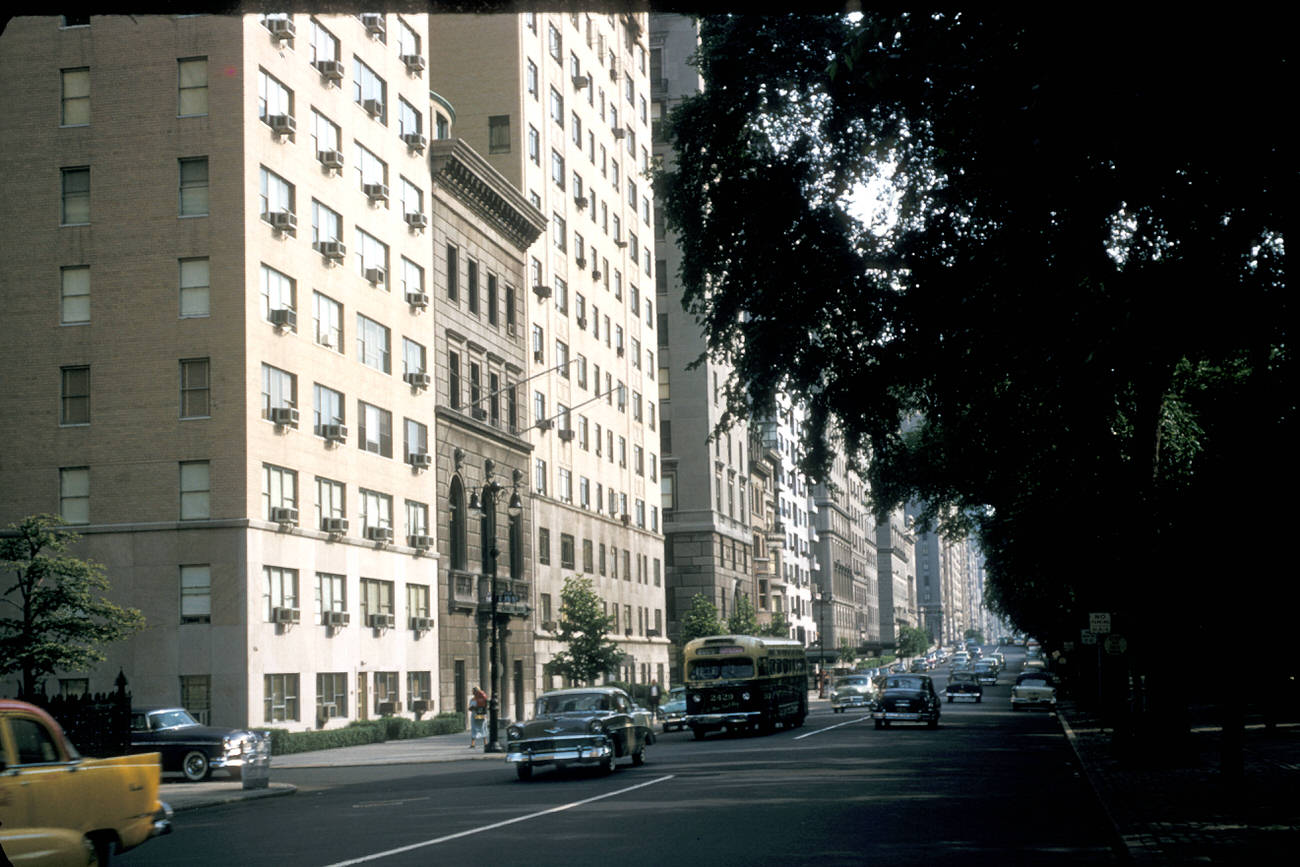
875, 505, 917, 651
0, 13, 487, 727
848, 472, 882, 649
428, 12, 669, 690
772, 396, 819, 649
748, 426, 786, 634
647, 13, 753, 659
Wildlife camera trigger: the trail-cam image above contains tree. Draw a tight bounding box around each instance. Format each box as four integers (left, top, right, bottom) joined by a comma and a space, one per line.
548, 575, 622, 686
898, 624, 930, 658
836, 638, 856, 666
725, 594, 759, 636
659, 13, 1290, 741
0, 515, 145, 698
963, 628, 984, 645
759, 609, 790, 639
680, 594, 723, 645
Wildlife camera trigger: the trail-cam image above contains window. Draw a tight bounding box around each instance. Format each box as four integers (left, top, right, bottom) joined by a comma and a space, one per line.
446, 244, 459, 300
579, 414, 589, 448
317, 672, 347, 719
435, 112, 450, 139
555, 278, 568, 314
358, 400, 393, 457
310, 19, 340, 65
406, 499, 428, 537
558, 468, 572, 504
402, 337, 426, 377
533, 390, 546, 426
560, 533, 576, 569
258, 166, 294, 220
312, 110, 340, 156
354, 141, 388, 192
489, 115, 510, 153
576, 354, 588, 389
400, 177, 423, 221
262, 463, 298, 518
448, 350, 460, 409
632, 339, 641, 370
553, 213, 566, 251
405, 417, 428, 462
260, 264, 296, 324
572, 111, 582, 147
549, 87, 563, 127
580, 477, 591, 510
180, 461, 210, 520
397, 16, 421, 59
548, 23, 562, 61
487, 273, 499, 326
178, 57, 207, 116
373, 672, 399, 713
179, 564, 211, 624
535, 457, 548, 495
264, 673, 299, 723
316, 476, 345, 526
352, 57, 386, 122
467, 258, 479, 314
527, 59, 538, 99
61, 67, 90, 126
360, 577, 395, 620
551, 150, 565, 189
60, 365, 89, 425
313, 291, 342, 349
258, 69, 293, 126
60, 265, 89, 324
180, 358, 210, 418
313, 383, 344, 436
356, 314, 391, 373
59, 467, 89, 524
528, 125, 540, 165
360, 488, 393, 533
355, 227, 389, 287
489, 372, 501, 425
61, 167, 89, 224
538, 527, 551, 565
179, 257, 209, 318
260, 364, 296, 422
555, 340, 569, 377
311, 200, 342, 245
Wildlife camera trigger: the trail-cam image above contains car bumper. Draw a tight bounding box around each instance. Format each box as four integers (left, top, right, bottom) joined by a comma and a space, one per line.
506, 741, 612, 767
152, 801, 174, 838
1010, 696, 1056, 708
872, 710, 930, 721
946, 692, 980, 701
661, 714, 686, 729
831, 697, 870, 709
686, 712, 760, 727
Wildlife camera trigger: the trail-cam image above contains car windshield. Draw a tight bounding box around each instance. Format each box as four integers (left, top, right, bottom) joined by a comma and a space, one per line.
688, 659, 755, 681
951, 672, 976, 683
884, 676, 925, 690
537, 693, 615, 714
148, 709, 199, 730
1017, 673, 1052, 685
836, 677, 869, 687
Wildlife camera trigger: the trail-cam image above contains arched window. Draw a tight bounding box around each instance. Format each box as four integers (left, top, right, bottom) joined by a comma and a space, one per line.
449, 476, 467, 571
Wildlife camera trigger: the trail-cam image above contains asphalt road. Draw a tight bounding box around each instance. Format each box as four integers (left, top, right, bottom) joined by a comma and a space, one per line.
122, 648, 1117, 866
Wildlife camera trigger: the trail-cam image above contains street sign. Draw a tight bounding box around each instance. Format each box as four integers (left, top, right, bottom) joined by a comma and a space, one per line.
1089, 612, 1112, 634
1062, 641, 1075, 652
1104, 634, 1127, 655
1080, 629, 1097, 645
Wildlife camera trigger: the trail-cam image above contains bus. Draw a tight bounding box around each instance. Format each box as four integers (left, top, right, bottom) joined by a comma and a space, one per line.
682, 634, 808, 739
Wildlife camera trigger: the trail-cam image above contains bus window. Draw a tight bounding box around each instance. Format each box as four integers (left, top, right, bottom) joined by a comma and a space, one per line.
688, 659, 755, 680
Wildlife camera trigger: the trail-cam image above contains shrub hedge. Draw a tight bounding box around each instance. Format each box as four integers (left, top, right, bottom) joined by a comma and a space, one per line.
266, 711, 465, 756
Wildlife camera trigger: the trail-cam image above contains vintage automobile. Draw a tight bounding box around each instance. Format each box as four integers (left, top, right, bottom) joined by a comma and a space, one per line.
871, 674, 942, 729
974, 661, 999, 685
506, 687, 652, 780
1010, 670, 1058, 711
130, 706, 265, 782
909, 658, 929, 673
659, 693, 688, 732
949, 651, 970, 669
945, 670, 984, 703
830, 675, 875, 712
0, 699, 172, 865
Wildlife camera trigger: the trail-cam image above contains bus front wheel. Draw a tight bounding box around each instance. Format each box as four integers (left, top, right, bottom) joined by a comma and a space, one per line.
692, 726, 707, 741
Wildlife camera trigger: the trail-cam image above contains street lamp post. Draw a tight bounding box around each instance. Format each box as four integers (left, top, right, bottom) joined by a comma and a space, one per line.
469, 461, 523, 754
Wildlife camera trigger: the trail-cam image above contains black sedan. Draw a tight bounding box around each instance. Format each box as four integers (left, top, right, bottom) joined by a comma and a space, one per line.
871, 674, 942, 729
945, 670, 984, 703
506, 687, 652, 780
130, 707, 264, 782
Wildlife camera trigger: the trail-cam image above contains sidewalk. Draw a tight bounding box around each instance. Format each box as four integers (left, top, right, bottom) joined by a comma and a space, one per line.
1057, 699, 1300, 864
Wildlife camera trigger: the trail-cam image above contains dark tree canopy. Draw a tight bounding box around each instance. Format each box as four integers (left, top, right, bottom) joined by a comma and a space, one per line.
659, 13, 1289, 662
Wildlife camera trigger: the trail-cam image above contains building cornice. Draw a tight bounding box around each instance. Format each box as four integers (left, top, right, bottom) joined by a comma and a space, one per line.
436, 405, 534, 455
429, 138, 547, 253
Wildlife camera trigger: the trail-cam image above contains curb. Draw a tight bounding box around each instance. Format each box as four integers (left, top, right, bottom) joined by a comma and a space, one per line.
1057, 707, 1141, 864
167, 782, 298, 813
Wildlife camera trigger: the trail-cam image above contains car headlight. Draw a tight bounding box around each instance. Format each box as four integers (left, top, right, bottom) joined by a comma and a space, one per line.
507, 726, 522, 740
741, 691, 750, 701
588, 719, 604, 733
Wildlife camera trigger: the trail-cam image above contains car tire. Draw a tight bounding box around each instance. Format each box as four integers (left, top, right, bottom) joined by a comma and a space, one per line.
632, 742, 646, 766
601, 749, 617, 775
928, 716, 939, 728
181, 749, 211, 782
692, 726, 707, 741
516, 764, 533, 781
947, 696, 953, 703
976, 696, 982, 703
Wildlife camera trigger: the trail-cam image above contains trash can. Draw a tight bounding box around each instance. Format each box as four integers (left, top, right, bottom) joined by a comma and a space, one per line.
241, 730, 272, 789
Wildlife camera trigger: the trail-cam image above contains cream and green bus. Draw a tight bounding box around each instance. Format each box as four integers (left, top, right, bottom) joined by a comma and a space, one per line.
682, 634, 808, 739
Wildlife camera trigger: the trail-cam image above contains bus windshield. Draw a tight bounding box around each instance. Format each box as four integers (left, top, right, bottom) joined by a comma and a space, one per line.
688, 659, 755, 681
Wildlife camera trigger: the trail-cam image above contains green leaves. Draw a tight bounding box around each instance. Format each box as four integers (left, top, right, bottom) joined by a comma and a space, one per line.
549, 575, 622, 687
680, 594, 722, 644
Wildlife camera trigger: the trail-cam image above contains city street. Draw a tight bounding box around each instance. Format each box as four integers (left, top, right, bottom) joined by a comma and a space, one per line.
122, 651, 1117, 866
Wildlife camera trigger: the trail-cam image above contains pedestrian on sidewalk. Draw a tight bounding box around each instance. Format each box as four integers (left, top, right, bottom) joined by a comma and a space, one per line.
469, 686, 489, 748
648, 681, 662, 719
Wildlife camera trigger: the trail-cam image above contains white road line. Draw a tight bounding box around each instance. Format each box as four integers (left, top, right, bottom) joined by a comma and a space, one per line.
319, 774, 676, 866
792, 714, 870, 740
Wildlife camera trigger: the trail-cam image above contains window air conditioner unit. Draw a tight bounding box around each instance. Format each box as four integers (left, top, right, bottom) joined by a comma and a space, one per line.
410, 615, 432, 631
361, 14, 385, 38
368, 612, 395, 629
558, 428, 575, 442
609, 65, 619, 81
402, 132, 427, 152
614, 238, 628, 248
532, 284, 551, 300
405, 291, 429, 308
267, 211, 297, 235
576, 316, 588, 329
314, 240, 346, 261
408, 534, 434, 550
365, 267, 386, 286
535, 417, 553, 431
362, 98, 384, 118
409, 699, 431, 713
363, 182, 389, 203
401, 54, 427, 73
542, 620, 557, 632
407, 452, 433, 469
574, 195, 589, 209
611, 126, 626, 140
403, 371, 431, 388
314, 59, 344, 83
317, 149, 344, 170
269, 307, 296, 329
321, 516, 349, 534
376, 701, 397, 716
267, 18, 294, 40
268, 113, 296, 139
365, 525, 394, 543
471, 407, 487, 421
270, 406, 299, 428
621, 513, 631, 525
617, 345, 625, 357
592, 269, 602, 280
404, 212, 428, 230
272, 606, 301, 624
325, 610, 350, 627
270, 506, 298, 525
533, 349, 545, 363
575, 257, 587, 269
320, 423, 348, 443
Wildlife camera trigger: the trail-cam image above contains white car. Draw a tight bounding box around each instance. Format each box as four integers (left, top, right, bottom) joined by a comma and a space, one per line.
1010, 671, 1057, 711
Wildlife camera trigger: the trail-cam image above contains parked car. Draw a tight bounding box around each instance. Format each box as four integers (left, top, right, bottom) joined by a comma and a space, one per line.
506, 687, 652, 780
660, 694, 688, 732
871, 674, 942, 729
1022, 657, 1048, 672
830, 675, 875, 712
1010, 670, 1058, 711
130, 706, 264, 782
944, 670, 983, 703
1, 699, 172, 864
974, 661, 999, 685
